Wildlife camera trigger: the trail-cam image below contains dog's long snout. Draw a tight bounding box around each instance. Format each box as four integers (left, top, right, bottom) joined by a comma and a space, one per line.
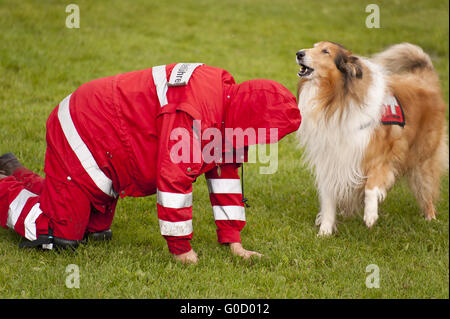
296, 50, 306, 60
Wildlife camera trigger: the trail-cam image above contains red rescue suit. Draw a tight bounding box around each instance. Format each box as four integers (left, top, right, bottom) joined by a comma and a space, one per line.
0, 63, 301, 254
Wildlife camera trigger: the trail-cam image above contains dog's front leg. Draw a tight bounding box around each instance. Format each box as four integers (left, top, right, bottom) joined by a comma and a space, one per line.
363, 187, 384, 228
316, 190, 337, 236
364, 168, 394, 228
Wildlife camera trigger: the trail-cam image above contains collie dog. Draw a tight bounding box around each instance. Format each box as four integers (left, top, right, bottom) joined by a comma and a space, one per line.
295, 41, 448, 236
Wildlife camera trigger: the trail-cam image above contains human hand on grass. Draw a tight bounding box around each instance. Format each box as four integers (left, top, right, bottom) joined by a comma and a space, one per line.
173, 249, 198, 264
229, 243, 263, 260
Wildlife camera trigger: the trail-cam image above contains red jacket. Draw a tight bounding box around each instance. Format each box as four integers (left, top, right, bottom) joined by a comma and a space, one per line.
52, 63, 301, 254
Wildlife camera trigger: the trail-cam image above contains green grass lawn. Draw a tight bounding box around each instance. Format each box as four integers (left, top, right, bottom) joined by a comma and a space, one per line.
0, 0, 448, 299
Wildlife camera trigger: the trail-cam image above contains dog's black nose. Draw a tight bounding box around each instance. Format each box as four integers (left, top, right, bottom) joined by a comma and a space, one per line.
296, 50, 305, 59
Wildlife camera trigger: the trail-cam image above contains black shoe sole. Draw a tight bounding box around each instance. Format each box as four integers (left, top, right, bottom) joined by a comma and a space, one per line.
19, 235, 80, 251
53, 237, 80, 250
83, 229, 113, 243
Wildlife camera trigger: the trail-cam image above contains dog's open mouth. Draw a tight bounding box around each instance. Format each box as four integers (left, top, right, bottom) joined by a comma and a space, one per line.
298, 63, 314, 77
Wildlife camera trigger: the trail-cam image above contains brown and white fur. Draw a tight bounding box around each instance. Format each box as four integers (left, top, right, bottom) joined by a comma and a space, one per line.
295, 41, 448, 236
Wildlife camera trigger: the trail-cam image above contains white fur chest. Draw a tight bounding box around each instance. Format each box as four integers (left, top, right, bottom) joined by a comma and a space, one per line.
297, 60, 387, 205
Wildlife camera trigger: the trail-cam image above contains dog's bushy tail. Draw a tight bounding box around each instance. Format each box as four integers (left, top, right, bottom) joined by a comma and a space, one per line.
372, 43, 434, 75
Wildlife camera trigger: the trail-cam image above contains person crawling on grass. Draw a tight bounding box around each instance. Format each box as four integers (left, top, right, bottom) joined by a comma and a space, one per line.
0, 63, 301, 264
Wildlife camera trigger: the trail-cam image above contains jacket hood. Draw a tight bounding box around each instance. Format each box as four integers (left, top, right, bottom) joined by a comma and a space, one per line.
224, 79, 301, 149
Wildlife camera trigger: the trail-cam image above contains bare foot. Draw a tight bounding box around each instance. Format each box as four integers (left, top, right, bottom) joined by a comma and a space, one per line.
229, 243, 263, 260
173, 249, 198, 264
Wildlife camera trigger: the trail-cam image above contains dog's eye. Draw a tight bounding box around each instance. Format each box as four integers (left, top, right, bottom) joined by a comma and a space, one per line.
322, 49, 329, 54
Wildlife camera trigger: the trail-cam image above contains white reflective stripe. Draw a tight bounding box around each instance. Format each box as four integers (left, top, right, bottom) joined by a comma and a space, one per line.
159, 219, 193, 236
207, 178, 242, 194
168, 63, 203, 86
383, 94, 398, 114
152, 65, 168, 107
157, 189, 192, 209
24, 203, 43, 241
58, 94, 116, 197
212, 205, 246, 221
7, 189, 38, 229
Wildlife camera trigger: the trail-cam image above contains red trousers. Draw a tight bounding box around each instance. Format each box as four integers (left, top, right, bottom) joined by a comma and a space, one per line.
0, 166, 117, 241
0, 107, 118, 242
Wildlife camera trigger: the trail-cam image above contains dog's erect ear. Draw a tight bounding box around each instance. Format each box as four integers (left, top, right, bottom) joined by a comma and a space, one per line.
335, 53, 363, 79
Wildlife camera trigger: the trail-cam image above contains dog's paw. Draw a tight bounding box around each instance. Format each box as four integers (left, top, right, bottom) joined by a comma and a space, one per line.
317, 223, 336, 237
424, 206, 437, 221
364, 211, 379, 228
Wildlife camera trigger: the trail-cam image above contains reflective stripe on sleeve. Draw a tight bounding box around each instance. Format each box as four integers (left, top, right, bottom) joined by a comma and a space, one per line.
212, 205, 246, 221
7, 189, 38, 229
57, 94, 117, 198
157, 189, 192, 209
207, 178, 242, 194
159, 219, 193, 236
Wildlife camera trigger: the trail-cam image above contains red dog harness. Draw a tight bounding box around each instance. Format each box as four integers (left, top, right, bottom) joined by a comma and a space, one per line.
381, 95, 405, 127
